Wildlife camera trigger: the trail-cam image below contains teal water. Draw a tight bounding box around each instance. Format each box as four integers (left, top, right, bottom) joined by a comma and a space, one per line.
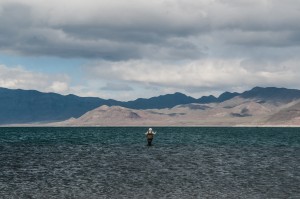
0, 127, 299, 199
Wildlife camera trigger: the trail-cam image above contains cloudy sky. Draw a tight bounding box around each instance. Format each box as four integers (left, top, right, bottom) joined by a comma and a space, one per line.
1, 0, 300, 100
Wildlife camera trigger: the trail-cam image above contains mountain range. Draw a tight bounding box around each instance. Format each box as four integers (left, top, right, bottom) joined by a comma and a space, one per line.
1, 86, 300, 125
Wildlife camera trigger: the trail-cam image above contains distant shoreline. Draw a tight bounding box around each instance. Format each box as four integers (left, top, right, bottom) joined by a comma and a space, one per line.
1, 124, 300, 128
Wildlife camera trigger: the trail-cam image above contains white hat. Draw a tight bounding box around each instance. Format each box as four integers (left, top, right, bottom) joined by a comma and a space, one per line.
149, 128, 152, 131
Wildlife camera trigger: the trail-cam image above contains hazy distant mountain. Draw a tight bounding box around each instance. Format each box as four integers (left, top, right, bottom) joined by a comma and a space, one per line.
216, 92, 240, 102
0, 87, 119, 124
0, 88, 219, 124
2, 86, 300, 125
196, 95, 217, 103
123, 91, 240, 109
240, 87, 300, 103
0, 88, 200, 124
123, 92, 196, 109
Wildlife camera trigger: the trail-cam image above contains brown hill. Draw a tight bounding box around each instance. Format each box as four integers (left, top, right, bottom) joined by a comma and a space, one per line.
266, 101, 300, 125
53, 97, 298, 126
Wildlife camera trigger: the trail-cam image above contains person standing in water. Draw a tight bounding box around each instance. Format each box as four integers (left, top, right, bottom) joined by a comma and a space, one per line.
145, 128, 156, 146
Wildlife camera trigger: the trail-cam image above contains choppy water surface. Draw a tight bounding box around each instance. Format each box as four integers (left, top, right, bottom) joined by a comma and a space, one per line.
0, 127, 299, 199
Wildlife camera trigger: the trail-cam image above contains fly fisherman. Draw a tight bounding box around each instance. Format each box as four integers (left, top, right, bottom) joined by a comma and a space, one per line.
145, 128, 156, 146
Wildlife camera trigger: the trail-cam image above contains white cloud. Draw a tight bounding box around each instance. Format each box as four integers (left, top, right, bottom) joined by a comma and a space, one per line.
85, 58, 300, 94
49, 81, 69, 93
101, 82, 133, 91
0, 64, 71, 93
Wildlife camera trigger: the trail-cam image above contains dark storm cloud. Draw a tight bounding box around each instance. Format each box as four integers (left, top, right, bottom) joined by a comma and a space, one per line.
0, 1, 207, 60
0, 0, 300, 61
0, 3, 32, 47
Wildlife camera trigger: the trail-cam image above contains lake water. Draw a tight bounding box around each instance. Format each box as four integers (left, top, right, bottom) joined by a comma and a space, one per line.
0, 127, 299, 199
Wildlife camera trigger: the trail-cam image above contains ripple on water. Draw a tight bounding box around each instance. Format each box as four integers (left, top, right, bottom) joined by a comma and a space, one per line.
0, 127, 299, 199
